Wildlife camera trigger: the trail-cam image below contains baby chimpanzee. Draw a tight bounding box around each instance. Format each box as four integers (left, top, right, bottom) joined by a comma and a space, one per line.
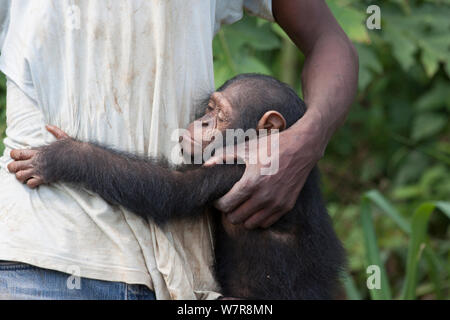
10, 74, 346, 300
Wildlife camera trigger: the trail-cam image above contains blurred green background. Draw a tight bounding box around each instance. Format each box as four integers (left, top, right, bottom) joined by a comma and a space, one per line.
0, 0, 449, 299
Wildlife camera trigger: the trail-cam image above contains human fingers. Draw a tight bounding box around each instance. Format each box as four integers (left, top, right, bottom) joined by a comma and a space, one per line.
214, 178, 254, 214
242, 208, 278, 230
257, 210, 286, 229
226, 194, 270, 225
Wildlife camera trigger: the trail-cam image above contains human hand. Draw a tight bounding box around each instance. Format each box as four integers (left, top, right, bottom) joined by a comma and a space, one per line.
205, 114, 327, 229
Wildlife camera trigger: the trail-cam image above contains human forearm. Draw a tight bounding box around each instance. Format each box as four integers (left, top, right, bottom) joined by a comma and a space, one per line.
273, 0, 359, 155
297, 32, 358, 146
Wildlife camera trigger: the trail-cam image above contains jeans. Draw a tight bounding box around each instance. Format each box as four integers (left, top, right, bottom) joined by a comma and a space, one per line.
0, 261, 156, 300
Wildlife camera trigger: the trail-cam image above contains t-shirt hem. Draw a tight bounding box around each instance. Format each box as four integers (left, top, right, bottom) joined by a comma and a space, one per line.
0, 246, 154, 290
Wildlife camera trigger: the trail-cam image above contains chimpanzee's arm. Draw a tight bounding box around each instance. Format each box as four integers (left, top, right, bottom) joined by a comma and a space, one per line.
35, 139, 245, 224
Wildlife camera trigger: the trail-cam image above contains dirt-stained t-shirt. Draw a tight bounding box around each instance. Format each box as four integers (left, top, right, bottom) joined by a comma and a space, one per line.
0, 0, 273, 299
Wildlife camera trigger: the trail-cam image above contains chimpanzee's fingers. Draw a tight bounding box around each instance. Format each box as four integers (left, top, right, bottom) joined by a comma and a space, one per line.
46, 125, 70, 140
26, 177, 44, 189
7, 159, 33, 173
214, 178, 253, 214
203, 156, 220, 167
14, 168, 36, 183
10, 149, 37, 161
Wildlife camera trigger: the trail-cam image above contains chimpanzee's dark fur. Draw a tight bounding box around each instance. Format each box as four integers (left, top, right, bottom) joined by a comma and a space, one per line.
34, 74, 346, 300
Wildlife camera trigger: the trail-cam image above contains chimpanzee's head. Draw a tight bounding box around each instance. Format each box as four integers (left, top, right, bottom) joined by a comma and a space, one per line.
181, 73, 306, 156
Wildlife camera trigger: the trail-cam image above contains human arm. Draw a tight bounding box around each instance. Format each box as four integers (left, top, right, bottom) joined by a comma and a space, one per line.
212, 0, 359, 228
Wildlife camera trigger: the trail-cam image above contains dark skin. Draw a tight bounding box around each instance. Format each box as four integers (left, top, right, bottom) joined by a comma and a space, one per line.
7, 75, 346, 299
208, 0, 358, 229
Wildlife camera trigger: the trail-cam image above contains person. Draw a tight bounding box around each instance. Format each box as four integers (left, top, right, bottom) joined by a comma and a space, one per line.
0, 0, 358, 300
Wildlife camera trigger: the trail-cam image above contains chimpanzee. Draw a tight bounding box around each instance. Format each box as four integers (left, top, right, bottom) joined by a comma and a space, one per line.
9, 74, 346, 300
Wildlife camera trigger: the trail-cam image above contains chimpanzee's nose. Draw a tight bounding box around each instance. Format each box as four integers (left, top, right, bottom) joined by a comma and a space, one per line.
202, 121, 209, 127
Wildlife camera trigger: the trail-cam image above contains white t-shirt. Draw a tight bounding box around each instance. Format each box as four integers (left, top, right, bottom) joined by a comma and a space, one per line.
0, 0, 273, 299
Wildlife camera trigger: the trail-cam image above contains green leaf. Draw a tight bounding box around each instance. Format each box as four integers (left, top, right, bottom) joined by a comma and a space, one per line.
381, 26, 416, 72
394, 151, 429, 186
411, 112, 447, 141
402, 202, 435, 299
423, 247, 444, 300
421, 49, 440, 78
415, 81, 450, 111
326, 0, 369, 43
213, 60, 235, 89
222, 17, 281, 52
435, 201, 450, 219
342, 271, 362, 300
445, 63, 450, 78
381, 5, 450, 75
365, 190, 411, 233
392, 185, 423, 201
360, 197, 392, 300
235, 55, 271, 75
355, 43, 383, 90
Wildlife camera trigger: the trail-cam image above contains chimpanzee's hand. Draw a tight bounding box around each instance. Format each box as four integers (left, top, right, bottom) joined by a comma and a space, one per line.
205, 113, 327, 229
7, 125, 70, 188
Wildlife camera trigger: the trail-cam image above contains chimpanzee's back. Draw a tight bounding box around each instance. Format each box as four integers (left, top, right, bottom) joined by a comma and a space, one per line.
212, 167, 346, 299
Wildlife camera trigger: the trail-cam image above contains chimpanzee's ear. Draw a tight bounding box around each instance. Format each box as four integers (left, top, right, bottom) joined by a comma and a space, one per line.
257, 111, 287, 131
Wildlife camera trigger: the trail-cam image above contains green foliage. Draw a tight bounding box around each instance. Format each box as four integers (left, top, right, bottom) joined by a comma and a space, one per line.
0, 0, 448, 299
360, 195, 393, 300
213, 17, 280, 89
332, 1, 450, 300
360, 192, 450, 300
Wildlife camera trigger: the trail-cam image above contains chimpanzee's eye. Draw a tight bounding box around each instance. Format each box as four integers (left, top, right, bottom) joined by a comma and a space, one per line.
206, 105, 214, 113
218, 110, 226, 122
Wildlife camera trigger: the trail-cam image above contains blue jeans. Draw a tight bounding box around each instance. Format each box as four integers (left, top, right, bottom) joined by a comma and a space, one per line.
0, 261, 156, 300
